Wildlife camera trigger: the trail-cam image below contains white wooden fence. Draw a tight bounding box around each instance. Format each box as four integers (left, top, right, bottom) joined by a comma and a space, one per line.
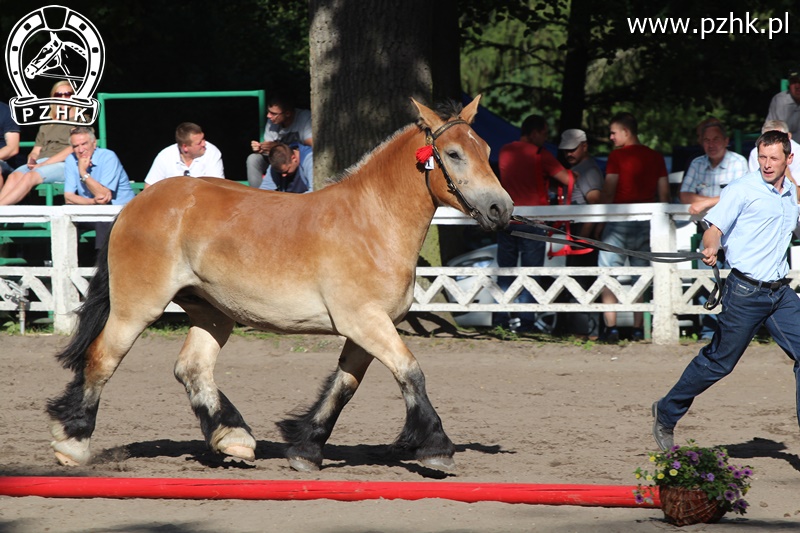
3, 203, 789, 344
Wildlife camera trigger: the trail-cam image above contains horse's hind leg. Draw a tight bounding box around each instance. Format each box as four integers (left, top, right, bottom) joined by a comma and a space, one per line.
173, 301, 256, 461
47, 314, 149, 466
277, 339, 374, 471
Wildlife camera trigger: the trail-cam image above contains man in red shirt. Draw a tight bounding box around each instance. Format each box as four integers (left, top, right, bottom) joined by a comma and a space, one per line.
598, 112, 669, 342
497, 115, 571, 333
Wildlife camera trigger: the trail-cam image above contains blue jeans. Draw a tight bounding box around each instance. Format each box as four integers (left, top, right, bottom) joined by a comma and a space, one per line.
496, 227, 546, 324
657, 273, 800, 430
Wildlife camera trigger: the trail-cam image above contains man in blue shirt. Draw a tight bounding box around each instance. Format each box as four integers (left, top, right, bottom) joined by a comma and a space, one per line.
258, 143, 313, 193
64, 126, 135, 250
652, 130, 800, 451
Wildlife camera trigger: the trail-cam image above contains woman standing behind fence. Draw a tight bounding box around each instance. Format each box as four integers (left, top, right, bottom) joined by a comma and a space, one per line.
0, 80, 76, 205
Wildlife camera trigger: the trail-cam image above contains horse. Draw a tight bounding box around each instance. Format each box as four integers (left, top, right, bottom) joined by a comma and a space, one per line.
24, 31, 86, 82
46, 95, 513, 472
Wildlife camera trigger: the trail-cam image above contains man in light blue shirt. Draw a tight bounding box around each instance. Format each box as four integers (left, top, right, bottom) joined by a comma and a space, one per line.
258, 143, 313, 193
64, 126, 135, 251
679, 120, 748, 340
652, 130, 800, 451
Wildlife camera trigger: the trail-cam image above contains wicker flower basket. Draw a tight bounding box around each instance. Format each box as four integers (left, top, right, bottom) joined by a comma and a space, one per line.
660, 487, 727, 526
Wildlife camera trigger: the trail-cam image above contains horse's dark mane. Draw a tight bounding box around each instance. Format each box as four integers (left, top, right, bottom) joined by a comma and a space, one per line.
432, 100, 464, 121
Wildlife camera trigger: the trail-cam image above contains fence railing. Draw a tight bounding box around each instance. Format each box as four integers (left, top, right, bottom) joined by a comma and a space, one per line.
3, 203, 786, 344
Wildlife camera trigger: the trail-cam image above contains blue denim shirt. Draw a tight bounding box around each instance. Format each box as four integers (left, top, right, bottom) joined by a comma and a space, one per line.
705, 170, 799, 281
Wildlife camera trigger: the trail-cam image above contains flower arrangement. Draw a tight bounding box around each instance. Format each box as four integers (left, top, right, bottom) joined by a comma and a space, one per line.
634, 440, 753, 519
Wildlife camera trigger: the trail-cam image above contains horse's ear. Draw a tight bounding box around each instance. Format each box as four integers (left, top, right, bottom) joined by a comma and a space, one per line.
460, 94, 482, 125
411, 98, 445, 131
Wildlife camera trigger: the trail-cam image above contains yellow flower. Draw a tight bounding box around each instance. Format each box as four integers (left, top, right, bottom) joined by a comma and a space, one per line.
635, 473, 641, 479
657, 473, 665, 479
645, 475, 653, 481
649, 456, 656, 462
669, 469, 678, 476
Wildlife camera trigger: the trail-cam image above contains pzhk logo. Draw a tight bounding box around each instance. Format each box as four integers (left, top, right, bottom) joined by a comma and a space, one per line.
5, 5, 105, 126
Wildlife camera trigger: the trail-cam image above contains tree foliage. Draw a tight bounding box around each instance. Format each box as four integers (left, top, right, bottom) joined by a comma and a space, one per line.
460, 0, 800, 153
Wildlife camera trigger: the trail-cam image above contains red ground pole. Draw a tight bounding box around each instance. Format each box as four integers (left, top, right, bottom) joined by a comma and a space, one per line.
0, 477, 660, 507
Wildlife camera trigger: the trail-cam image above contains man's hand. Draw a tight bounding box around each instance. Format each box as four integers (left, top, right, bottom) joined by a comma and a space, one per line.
701, 246, 719, 266
250, 140, 261, 153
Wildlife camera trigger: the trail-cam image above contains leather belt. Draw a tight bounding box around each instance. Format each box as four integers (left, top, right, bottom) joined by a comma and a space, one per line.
731, 268, 789, 290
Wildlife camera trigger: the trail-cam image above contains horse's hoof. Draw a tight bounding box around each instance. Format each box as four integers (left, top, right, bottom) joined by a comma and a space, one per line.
420, 455, 456, 472
287, 456, 320, 472
221, 445, 255, 462
54, 451, 81, 467
51, 437, 90, 466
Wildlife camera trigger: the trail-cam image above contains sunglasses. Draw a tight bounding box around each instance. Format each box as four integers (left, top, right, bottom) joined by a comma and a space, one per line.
54, 92, 74, 98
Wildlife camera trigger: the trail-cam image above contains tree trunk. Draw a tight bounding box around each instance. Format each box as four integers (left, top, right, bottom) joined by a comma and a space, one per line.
309, 0, 434, 185
558, 0, 591, 132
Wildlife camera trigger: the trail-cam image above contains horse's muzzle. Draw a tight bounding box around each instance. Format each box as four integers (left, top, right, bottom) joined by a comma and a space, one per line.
475, 195, 513, 232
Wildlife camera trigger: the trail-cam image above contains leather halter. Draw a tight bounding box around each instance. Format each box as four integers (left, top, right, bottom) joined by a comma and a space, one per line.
423, 119, 480, 220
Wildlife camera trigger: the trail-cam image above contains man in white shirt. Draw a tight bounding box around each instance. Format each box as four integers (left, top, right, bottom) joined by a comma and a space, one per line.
145, 122, 225, 188
765, 69, 800, 140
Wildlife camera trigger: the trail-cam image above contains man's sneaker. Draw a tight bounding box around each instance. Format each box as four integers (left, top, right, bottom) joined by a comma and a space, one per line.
600, 327, 620, 343
652, 400, 674, 451
632, 328, 645, 341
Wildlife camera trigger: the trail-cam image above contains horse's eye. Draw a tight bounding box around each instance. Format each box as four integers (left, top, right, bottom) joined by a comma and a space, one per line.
447, 151, 461, 160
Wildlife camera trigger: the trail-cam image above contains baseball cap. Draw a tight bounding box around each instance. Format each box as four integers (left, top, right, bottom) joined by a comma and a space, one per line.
558, 129, 587, 150
788, 68, 800, 82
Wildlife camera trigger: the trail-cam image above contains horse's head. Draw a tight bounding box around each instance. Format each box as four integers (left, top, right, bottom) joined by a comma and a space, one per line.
411, 95, 513, 232
24, 32, 62, 80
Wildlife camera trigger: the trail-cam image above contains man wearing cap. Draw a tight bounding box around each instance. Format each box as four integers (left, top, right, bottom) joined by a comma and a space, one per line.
559, 129, 604, 226
766, 69, 800, 140
497, 115, 572, 333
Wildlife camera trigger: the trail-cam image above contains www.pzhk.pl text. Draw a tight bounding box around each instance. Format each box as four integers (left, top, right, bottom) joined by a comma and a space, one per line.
628, 13, 790, 39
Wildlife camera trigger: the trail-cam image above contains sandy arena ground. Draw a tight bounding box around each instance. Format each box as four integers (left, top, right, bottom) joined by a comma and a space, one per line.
1, 326, 800, 532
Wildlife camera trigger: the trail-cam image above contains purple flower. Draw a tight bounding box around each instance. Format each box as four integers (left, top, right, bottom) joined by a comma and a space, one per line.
685, 451, 699, 463
672, 461, 682, 469
718, 460, 726, 468
735, 499, 749, 510
704, 473, 715, 482
724, 490, 736, 501
742, 467, 753, 477
635, 493, 645, 504
733, 469, 742, 479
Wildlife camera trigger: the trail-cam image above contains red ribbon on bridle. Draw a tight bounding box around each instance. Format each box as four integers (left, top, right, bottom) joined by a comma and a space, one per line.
415, 145, 434, 164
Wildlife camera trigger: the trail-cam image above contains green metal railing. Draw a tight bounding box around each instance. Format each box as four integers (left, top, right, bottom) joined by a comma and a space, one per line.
96, 90, 266, 148
18, 89, 266, 149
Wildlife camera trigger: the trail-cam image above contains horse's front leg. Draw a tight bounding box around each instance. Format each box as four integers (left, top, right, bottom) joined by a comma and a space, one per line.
343, 314, 456, 471
277, 339, 373, 471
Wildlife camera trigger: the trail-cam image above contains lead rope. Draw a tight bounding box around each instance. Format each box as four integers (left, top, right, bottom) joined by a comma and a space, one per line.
510, 215, 723, 310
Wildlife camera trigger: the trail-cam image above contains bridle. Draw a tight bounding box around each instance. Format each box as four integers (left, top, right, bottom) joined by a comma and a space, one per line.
421, 119, 480, 220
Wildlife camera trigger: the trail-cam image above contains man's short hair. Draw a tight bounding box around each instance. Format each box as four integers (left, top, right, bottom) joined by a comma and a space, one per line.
520, 115, 547, 136
268, 143, 294, 168
761, 119, 790, 134
175, 122, 203, 146
756, 130, 791, 157
609, 112, 638, 136
700, 120, 727, 139
267, 94, 295, 113
69, 126, 96, 140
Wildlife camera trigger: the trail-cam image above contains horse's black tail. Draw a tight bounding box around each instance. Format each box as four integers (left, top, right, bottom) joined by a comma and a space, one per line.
54, 233, 113, 373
